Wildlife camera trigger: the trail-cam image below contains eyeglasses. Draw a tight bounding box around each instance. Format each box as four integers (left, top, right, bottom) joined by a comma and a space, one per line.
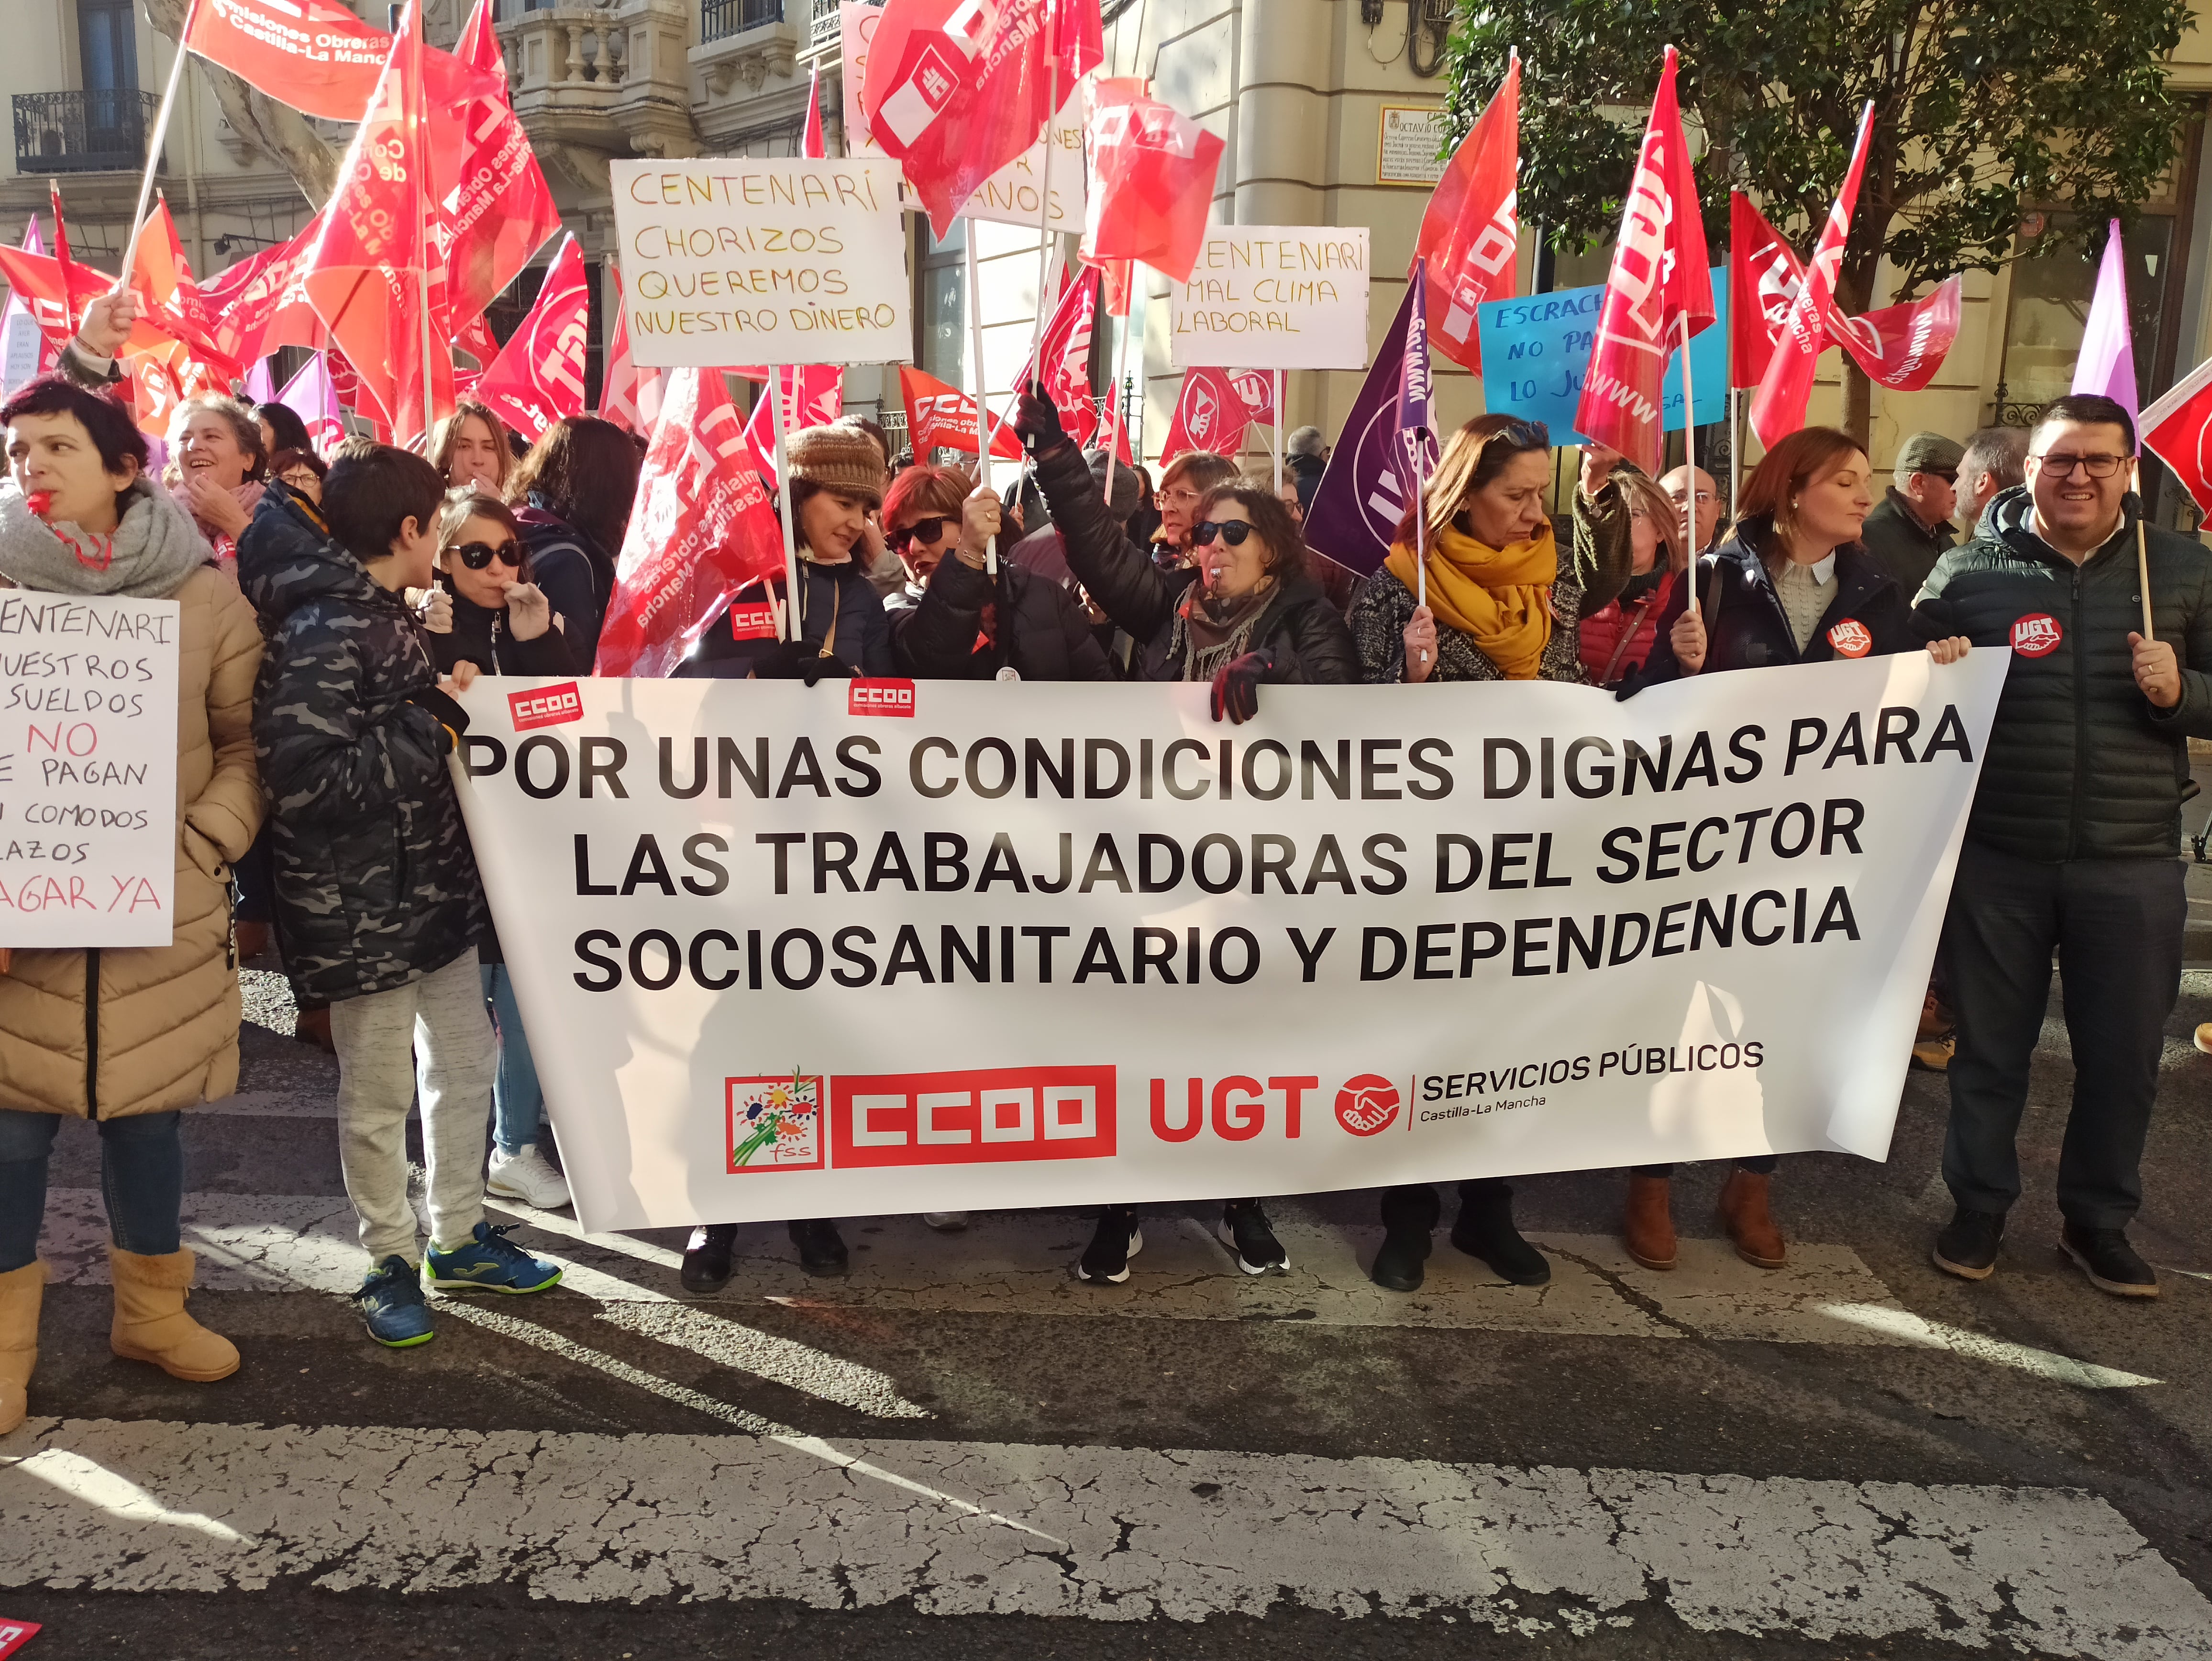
1671, 489, 1716, 506
890, 515, 954, 549
1923, 469, 1958, 484
2032, 454, 2126, 479
1161, 487, 1205, 507
452, 539, 524, 571
1192, 520, 1256, 547
1494, 418, 1551, 449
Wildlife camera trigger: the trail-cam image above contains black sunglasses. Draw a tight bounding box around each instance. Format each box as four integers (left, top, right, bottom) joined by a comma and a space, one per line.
452, 539, 525, 571
890, 515, 954, 550
1192, 520, 1256, 547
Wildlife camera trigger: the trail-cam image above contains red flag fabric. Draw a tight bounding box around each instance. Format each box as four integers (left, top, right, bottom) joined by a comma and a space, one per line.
1834, 276, 1962, 393
203, 217, 326, 366
1015, 267, 1101, 448
439, 3, 563, 338
861, 0, 1100, 235
2142, 353, 2212, 515
454, 311, 500, 372
742, 364, 846, 480
185, 0, 393, 122
130, 200, 241, 381
1161, 365, 1253, 459
48, 186, 84, 337
302, 4, 452, 444
0, 217, 62, 388
1574, 46, 1716, 476
0, 245, 111, 354
1750, 103, 1873, 446
1415, 54, 1519, 374
803, 64, 827, 159
472, 236, 589, 441
455, 0, 505, 79
600, 266, 664, 435
1729, 192, 1803, 391
899, 365, 1022, 459
1098, 256, 1134, 318
1079, 79, 1223, 285
1228, 369, 1274, 426
595, 368, 787, 677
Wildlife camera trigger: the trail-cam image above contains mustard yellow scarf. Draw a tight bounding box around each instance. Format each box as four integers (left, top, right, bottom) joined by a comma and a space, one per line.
1385, 520, 1557, 680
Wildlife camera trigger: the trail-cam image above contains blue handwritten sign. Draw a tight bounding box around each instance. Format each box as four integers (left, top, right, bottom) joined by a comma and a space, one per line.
1478, 269, 1728, 443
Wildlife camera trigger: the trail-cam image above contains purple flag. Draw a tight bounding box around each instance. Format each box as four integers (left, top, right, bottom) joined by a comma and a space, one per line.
1397, 258, 1436, 469
1304, 279, 1427, 577
243, 356, 276, 404
2072, 218, 2138, 428
277, 352, 347, 457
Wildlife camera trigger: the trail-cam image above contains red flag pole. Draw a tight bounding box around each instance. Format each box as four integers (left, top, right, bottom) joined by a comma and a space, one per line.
768, 369, 804, 643
47, 184, 78, 335
114, 0, 200, 303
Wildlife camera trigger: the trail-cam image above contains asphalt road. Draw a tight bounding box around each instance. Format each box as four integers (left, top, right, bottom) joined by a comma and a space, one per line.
5, 952, 2212, 1661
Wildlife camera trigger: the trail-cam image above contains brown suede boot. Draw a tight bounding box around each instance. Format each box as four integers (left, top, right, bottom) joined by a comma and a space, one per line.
1622, 1174, 1677, 1270
109, 1248, 240, 1383
1717, 1169, 1787, 1269
0, 1260, 44, 1433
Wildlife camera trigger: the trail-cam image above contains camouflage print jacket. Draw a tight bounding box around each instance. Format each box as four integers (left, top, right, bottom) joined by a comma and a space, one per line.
238, 485, 486, 1005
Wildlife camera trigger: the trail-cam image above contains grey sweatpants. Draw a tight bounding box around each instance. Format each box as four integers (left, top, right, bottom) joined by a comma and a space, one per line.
329, 950, 497, 1266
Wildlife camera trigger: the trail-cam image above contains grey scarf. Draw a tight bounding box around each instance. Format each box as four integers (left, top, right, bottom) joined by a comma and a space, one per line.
0, 477, 211, 598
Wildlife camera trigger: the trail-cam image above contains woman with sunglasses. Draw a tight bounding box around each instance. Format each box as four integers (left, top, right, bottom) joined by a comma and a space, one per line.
421, 491, 577, 1213
1350, 416, 1634, 1297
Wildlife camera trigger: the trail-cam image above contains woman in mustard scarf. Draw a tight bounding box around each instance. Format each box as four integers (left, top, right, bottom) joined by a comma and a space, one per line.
1348, 415, 1631, 686
1347, 414, 1632, 1297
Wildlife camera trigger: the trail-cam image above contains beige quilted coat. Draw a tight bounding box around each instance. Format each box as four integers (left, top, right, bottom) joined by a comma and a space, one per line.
0, 565, 265, 1117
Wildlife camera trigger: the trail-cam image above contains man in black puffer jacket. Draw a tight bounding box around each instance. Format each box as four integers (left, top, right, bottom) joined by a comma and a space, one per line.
1913, 393, 2212, 1299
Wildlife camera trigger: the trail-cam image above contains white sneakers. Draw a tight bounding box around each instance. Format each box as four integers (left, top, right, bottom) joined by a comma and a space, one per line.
487, 1144, 571, 1209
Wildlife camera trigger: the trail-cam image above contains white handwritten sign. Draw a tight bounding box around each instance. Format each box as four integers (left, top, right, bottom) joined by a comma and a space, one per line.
0, 593, 181, 948
1169, 225, 1372, 371
608, 159, 911, 368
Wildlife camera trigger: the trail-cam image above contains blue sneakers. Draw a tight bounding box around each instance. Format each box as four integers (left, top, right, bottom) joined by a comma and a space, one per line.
422, 1222, 564, 1296
352, 1255, 435, 1348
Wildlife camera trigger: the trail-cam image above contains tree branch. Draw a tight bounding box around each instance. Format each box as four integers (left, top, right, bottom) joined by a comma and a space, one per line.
144, 0, 339, 206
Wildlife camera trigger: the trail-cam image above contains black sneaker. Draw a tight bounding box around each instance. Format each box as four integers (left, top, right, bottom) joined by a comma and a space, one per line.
1450, 1188, 1550, 1286
1931, 1207, 2005, 1281
1218, 1200, 1289, 1275
2061, 1223, 2158, 1298
681, 1223, 736, 1294
1075, 1207, 1142, 1284
788, 1218, 848, 1277
1369, 1225, 1432, 1293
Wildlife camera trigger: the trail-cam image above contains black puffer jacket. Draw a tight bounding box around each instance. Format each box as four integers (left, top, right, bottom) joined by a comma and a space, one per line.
1913, 486, 2212, 860
514, 496, 616, 670
1033, 442, 1358, 685
686, 558, 894, 676
1637, 518, 1923, 685
427, 576, 583, 678
239, 486, 486, 1004
896, 554, 1116, 681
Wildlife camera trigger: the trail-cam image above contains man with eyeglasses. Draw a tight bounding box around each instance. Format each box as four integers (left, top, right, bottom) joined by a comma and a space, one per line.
1913, 392, 2210, 1298
1862, 431, 1963, 594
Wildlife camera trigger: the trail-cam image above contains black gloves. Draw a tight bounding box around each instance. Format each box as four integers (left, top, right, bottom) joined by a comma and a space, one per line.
1210, 649, 1275, 725
1014, 380, 1071, 460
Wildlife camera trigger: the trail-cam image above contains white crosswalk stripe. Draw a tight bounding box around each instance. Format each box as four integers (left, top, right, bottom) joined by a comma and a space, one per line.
2, 1416, 2206, 1653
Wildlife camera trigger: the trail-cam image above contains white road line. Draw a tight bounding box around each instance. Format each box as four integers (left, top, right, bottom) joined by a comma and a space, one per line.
35, 1194, 2157, 1388
3, 1417, 2205, 1654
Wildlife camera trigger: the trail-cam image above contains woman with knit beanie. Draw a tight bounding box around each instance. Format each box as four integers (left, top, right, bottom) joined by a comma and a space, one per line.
1346, 414, 1634, 1296
0, 374, 264, 1431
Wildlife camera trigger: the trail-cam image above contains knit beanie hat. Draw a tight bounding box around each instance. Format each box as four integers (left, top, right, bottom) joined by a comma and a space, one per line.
1086, 449, 1140, 523
785, 424, 885, 508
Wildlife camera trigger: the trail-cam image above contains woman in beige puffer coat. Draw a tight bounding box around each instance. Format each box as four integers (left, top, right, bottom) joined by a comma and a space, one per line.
0, 373, 264, 1434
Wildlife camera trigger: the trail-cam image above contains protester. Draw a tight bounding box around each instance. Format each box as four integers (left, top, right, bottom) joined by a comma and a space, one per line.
1659, 463, 1722, 553
169, 394, 268, 574
1914, 393, 2210, 1299
506, 414, 640, 667
423, 490, 576, 1211
430, 398, 516, 495
1631, 426, 1970, 1271
0, 375, 264, 1430
1126, 464, 1161, 548
1014, 384, 1354, 1283
1861, 431, 1963, 594
267, 447, 327, 505
681, 424, 894, 681
1952, 426, 2031, 536
1274, 473, 1305, 529
256, 401, 314, 460
830, 413, 906, 598
1348, 416, 1630, 1293
1151, 450, 1241, 567
241, 441, 562, 1347
1285, 424, 1328, 511
1579, 468, 1687, 686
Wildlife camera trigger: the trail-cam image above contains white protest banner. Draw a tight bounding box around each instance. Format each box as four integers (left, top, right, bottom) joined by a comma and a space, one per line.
609, 158, 910, 368
453, 655, 2006, 1233
0, 593, 180, 947
1170, 225, 1371, 370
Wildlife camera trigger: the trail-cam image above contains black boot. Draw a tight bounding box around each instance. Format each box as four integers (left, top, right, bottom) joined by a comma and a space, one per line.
680, 1223, 736, 1294
789, 1218, 849, 1276
1371, 1184, 1440, 1292
1450, 1179, 1550, 1286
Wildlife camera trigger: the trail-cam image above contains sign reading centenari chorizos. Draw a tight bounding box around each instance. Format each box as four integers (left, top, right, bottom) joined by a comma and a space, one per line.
453, 658, 2007, 1233
1169, 225, 1372, 371
608, 158, 911, 368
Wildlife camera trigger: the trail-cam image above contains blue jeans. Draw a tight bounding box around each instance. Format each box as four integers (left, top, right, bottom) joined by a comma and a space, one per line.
0, 1108, 184, 1273
479, 964, 544, 1157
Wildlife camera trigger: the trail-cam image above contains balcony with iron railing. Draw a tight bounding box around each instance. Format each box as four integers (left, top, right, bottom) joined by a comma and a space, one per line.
13, 89, 163, 176
701, 0, 783, 42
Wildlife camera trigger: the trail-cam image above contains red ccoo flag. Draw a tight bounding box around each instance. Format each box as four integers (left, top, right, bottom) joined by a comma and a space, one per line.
1080, 79, 1222, 285
473, 236, 589, 441
900, 364, 1022, 459
743, 364, 846, 480
1015, 266, 1102, 448
185, 0, 392, 122
1415, 53, 1519, 374
1575, 46, 1714, 476
440, 0, 563, 342
2141, 352, 2212, 516
600, 266, 664, 435
595, 368, 788, 677
1161, 365, 1253, 459
202, 214, 327, 366
1749, 103, 1873, 446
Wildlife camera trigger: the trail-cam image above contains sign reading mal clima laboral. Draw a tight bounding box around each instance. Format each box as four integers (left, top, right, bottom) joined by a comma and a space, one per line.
608, 158, 911, 369
1168, 226, 1371, 371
